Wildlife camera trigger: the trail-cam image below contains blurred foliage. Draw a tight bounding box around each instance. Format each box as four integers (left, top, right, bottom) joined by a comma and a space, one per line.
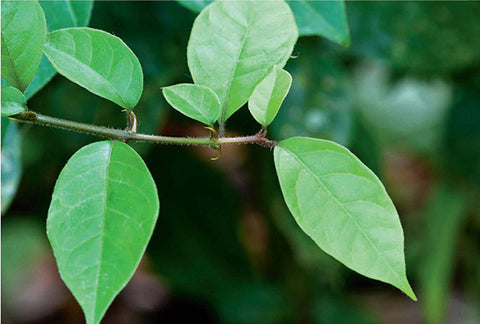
2, 1, 480, 323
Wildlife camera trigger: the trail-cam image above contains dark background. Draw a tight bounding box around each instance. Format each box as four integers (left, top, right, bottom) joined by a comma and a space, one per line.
2, 1, 480, 323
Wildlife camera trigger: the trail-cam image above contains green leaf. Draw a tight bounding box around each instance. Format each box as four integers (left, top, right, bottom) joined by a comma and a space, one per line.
1, 117, 22, 215
1, 86, 26, 116
47, 141, 159, 324
248, 66, 292, 126
1, 0, 47, 92
274, 137, 416, 300
44, 28, 144, 109
187, 1, 297, 119
162, 83, 221, 125
40, 0, 94, 31
287, 0, 350, 46
25, 0, 94, 99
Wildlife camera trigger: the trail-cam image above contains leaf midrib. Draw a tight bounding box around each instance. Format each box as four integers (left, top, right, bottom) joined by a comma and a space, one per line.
44, 42, 129, 108
279, 144, 403, 283
93, 141, 113, 323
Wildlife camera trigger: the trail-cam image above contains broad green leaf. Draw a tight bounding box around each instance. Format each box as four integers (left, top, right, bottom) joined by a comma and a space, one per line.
1, 86, 26, 116
248, 66, 292, 126
274, 137, 416, 300
419, 186, 467, 324
47, 141, 159, 324
162, 83, 221, 125
25, 0, 94, 99
44, 28, 144, 109
1, 117, 22, 215
187, 1, 297, 119
1, 0, 47, 92
287, 0, 350, 46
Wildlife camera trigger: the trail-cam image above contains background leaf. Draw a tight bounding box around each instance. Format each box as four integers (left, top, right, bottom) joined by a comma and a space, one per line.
1, 86, 26, 116
286, 0, 350, 46
187, 0, 297, 119
44, 28, 143, 109
47, 141, 159, 324
418, 185, 467, 324
248, 66, 292, 126
1, 118, 22, 215
1, 0, 46, 92
274, 137, 416, 299
162, 83, 221, 125
25, 0, 94, 99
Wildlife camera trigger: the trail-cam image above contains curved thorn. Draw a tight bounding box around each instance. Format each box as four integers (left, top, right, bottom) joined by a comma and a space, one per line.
210, 146, 221, 161
204, 126, 218, 140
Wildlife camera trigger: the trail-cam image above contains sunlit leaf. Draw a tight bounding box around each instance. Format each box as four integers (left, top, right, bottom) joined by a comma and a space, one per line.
47, 141, 159, 324
187, 0, 297, 119
287, 0, 350, 46
1, 118, 22, 215
274, 137, 416, 300
1, 0, 46, 92
1, 86, 26, 116
162, 83, 221, 125
248, 66, 292, 126
44, 28, 144, 109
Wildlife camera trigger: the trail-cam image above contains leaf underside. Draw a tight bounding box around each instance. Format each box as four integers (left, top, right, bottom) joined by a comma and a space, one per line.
1, 86, 26, 116
47, 141, 159, 324
274, 137, 416, 300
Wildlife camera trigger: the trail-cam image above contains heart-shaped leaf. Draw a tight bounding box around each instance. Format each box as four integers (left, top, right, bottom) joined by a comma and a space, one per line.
162, 83, 221, 125
187, 0, 297, 120
1, 0, 47, 92
274, 137, 416, 300
47, 141, 159, 324
1, 86, 26, 116
248, 66, 292, 126
44, 28, 143, 109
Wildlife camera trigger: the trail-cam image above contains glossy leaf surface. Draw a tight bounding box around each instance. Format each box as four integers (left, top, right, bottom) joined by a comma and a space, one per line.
25, 0, 94, 99
44, 28, 143, 109
47, 141, 159, 324
1, 86, 26, 116
248, 66, 292, 126
187, 0, 297, 119
162, 83, 221, 125
1, 118, 22, 215
274, 137, 415, 300
287, 0, 350, 46
1, 0, 47, 92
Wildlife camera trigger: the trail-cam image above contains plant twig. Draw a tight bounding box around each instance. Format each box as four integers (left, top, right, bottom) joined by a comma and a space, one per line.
9, 111, 277, 147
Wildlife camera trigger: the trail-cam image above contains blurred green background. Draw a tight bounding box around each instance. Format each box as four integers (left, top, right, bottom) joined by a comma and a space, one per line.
2, 1, 480, 323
